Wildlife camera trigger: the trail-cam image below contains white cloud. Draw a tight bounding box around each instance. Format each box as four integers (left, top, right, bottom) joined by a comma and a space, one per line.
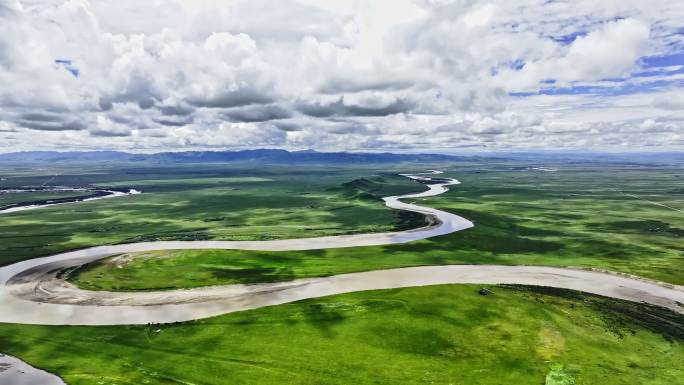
495, 18, 651, 90
0, 0, 683, 152
90, 115, 131, 137
652, 90, 684, 111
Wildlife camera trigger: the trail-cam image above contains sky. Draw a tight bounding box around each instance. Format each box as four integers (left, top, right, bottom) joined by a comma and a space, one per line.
0, 0, 683, 153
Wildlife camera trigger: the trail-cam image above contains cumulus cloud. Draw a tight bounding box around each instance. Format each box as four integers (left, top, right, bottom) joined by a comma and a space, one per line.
0, 0, 683, 152
497, 18, 651, 90
89, 115, 131, 137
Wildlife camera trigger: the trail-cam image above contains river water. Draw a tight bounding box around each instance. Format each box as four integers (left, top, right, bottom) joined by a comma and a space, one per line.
0, 353, 65, 385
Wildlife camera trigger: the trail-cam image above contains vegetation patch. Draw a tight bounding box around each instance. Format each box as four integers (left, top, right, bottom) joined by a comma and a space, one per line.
504, 285, 684, 341
537, 325, 566, 361
586, 220, 684, 238
545, 364, 576, 385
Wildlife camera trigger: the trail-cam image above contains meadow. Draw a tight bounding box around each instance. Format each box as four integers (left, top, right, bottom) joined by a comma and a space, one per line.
0, 284, 681, 385
72, 160, 684, 290
2, 157, 683, 385
0, 162, 424, 265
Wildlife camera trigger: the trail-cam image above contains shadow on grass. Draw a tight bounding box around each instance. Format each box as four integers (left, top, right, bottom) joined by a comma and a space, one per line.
209, 266, 297, 284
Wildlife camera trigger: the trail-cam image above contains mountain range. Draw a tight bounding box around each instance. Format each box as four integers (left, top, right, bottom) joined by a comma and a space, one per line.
0, 149, 681, 165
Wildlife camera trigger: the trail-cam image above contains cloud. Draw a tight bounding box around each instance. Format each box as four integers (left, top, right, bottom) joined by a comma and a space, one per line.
318, 78, 414, 94
158, 101, 195, 116
0, 0, 683, 152
221, 104, 292, 122
89, 115, 131, 137
16, 110, 87, 131
187, 88, 274, 109
297, 97, 413, 117
498, 18, 651, 90
153, 118, 192, 127
652, 91, 684, 110
0, 121, 17, 132
173, 121, 288, 147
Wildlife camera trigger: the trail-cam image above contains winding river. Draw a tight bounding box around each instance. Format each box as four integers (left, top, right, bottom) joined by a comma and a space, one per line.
0, 171, 681, 327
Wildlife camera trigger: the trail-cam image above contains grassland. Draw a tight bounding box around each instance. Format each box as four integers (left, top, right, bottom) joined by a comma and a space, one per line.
2, 158, 683, 385
72, 162, 684, 290
0, 163, 425, 265
0, 284, 681, 385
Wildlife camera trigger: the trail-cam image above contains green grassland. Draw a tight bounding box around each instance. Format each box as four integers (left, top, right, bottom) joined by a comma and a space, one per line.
2, 159, 683, 385
72, 162, 684, 290
0, 285, 681, 385
0, 163, 426, 265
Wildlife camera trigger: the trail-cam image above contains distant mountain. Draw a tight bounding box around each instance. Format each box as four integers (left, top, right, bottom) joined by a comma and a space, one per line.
0, 149, 464, 164
1, 149, 680, 165
494, 151, 684, 165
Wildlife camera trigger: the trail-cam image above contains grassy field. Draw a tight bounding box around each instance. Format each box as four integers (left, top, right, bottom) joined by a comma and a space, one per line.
0, 163, 426, 265
72, 161, 684, 289
0, 284, 681, 385
3, 158, 683, 385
